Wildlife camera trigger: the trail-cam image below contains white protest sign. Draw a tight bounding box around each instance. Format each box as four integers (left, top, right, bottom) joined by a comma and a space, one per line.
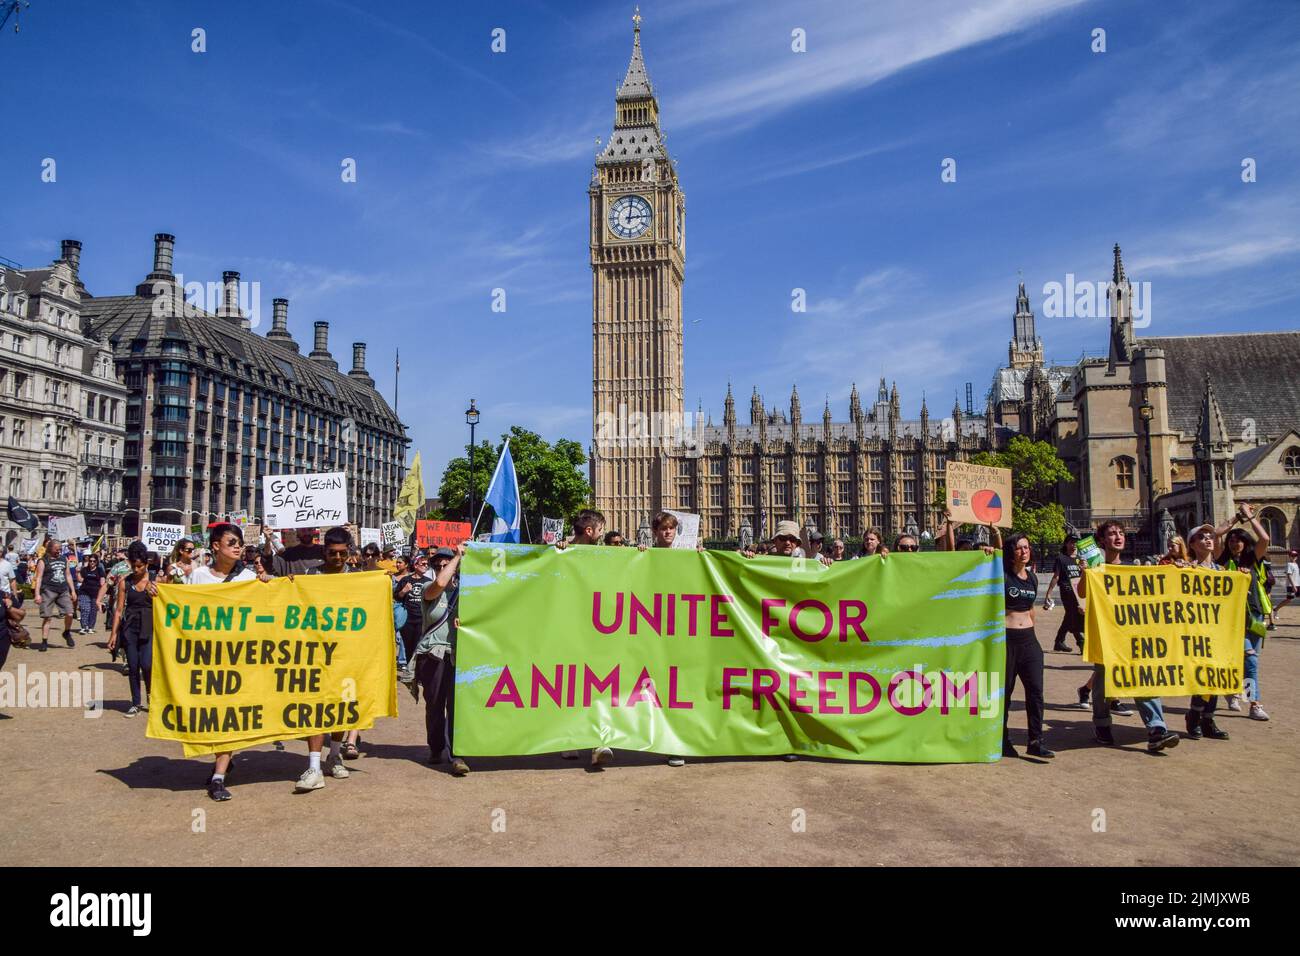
360, 527, 381, 548
541, 517, 564, 545
262, 471, 348, 529
49, 514, 88, 541
381, 521, 405, 547
666, 510, 700, 549
141, 523, 186, 554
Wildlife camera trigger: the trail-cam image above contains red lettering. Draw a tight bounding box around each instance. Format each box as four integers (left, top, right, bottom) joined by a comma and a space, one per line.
592, 592, 623, 634
818, 671, 844, 714
761, 598, 786, 637
710, 594, 735, 637
789, 600, 833, 642
486, 666, 523, 708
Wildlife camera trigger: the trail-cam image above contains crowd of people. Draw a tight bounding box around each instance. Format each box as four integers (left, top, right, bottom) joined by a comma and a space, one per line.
0, 500, 1287, 800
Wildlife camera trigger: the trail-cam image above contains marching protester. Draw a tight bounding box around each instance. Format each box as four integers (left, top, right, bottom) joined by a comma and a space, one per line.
1001, 533, 1052, 758
296, 527, 357, 791
168, 538, 197, 583
109, 541, 157, 718
391, 553, 410, 668
603, 530, 625, 547
273, 526, 324, 577
76, 553, 108, 636
558, 509, 617, 766
1076, 521, 1180, 752
34, 536, 78, 651
0, 545, 19, 598
410, 544, 469, 776
1043, 536, 1084, 653
0, 576, 25, 669
184, 522, 265, 802
1182, 524, 1231, 740
395, 551, 433, 662
1217, 504, 1271, 721
859, 528, 886, 558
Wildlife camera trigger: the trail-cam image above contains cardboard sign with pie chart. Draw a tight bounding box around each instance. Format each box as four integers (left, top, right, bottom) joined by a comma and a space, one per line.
946, 461, 1014, 529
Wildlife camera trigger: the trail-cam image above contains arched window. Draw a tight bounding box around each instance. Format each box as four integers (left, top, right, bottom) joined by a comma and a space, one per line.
1113, 456, 1135, 490
1283, 447, 1300, 476
1260, 508, 1286, 547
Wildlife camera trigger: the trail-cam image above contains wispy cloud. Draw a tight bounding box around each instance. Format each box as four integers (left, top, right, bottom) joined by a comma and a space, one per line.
668, 0, 1086, 132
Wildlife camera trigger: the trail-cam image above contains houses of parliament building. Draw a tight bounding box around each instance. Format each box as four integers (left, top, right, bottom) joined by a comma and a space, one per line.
588, 16, 998, 542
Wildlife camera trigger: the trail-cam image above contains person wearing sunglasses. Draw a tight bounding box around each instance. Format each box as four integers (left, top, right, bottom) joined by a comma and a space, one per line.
169, 539, 197, 583
184, 523, 265, 801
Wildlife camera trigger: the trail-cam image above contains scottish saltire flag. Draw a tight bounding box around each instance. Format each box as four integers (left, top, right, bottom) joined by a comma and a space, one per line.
483, 440, 522, 543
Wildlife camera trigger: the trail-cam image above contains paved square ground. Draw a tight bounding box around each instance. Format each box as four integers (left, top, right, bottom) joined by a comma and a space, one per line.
2, 604, 1296, 866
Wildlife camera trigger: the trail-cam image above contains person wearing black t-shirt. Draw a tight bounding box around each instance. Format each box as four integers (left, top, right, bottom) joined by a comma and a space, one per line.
1001, 533, 1053, 759
1043, 536, 1085, 653
394, 552, 433, 661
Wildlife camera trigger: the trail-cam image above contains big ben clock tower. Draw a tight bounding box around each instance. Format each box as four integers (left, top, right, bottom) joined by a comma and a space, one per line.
590, 9, 686, 536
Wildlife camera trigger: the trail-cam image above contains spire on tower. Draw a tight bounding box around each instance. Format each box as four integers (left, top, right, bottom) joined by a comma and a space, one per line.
1196, 375, 1230, 447
617, 7, 654, 101
1113, 242, 1126, 284
849, 382, 862, 421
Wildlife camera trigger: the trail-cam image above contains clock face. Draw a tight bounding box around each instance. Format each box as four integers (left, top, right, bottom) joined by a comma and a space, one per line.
608, 195, 652, 239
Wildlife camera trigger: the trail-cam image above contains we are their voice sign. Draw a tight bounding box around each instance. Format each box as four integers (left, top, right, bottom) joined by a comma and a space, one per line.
262, 472, 348, 529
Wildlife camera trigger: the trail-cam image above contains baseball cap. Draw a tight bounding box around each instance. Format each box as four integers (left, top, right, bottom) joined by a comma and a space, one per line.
809, 531, 824, 542
432, 547, 457, 561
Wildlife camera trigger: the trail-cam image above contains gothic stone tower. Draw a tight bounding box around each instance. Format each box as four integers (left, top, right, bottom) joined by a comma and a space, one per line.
589, 12, 686, 535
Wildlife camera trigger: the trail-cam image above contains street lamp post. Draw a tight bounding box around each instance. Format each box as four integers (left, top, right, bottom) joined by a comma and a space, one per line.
466, 399, 480, 532
1140, 399, 1155, 552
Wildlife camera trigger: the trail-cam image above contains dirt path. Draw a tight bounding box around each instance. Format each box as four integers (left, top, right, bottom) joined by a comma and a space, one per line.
2, 605, 1296, 866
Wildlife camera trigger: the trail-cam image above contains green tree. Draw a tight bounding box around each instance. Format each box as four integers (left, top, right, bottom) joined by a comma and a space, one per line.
437, 426, 591, 541
969, 435, 1073, 545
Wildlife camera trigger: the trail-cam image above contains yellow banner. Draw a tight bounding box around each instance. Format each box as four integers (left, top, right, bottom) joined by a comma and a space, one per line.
1083, 564, 1245, 696
146, 572, 398, 755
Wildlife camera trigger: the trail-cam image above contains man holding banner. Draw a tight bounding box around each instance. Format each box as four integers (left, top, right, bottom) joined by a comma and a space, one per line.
1079, 519, 1246, 753
149, 522, 397, 802
296, 527, 358, 791
413, 545, 469, 776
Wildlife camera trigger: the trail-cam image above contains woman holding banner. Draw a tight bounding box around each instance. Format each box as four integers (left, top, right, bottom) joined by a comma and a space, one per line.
1183, 525, 1231, 740
1000, 533, 1053, 759
109, 542, 157, 717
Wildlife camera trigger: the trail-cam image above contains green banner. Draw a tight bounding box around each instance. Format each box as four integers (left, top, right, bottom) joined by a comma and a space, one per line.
456, 545, 1006, 763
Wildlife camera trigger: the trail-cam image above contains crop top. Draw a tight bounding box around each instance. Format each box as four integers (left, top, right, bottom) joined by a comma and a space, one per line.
1004, 568, 1038, 613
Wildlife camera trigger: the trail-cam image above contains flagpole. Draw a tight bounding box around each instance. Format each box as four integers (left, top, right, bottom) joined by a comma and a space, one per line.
472, 437, 509, 538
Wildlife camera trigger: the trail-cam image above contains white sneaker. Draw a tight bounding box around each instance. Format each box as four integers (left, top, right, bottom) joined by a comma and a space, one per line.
1249, 702, 1270, 721
667, 757, 685, 767
326, 756, 350, 779
295, 767, 325, 792
1226, 695, 1243, 711
591, 746, 614, 766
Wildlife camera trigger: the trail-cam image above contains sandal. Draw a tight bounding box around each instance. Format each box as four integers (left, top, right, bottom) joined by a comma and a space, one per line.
342, 742, 360, 760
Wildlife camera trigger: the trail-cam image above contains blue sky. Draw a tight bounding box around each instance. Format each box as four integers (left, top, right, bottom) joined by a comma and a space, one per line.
3, 0, 1298, 488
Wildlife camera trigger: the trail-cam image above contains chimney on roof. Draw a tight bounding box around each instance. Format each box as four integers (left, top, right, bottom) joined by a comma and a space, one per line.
60, 239, 81, 276
150, 233, 175, 279
266, 297, 298, 351
219, 271, 250, 329
310, 321, 338, 369
348, 342, 374, 386
137, 233, 178, 297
